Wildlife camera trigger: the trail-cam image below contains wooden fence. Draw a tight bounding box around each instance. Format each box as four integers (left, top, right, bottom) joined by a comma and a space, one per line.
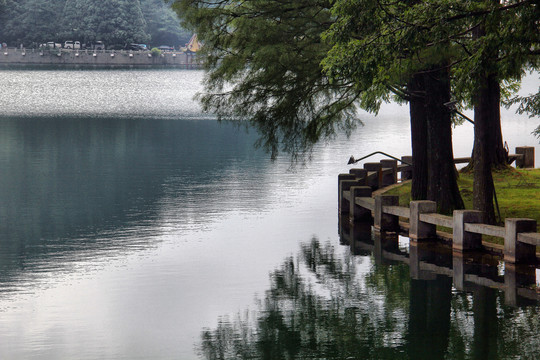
339, 146, 539, 265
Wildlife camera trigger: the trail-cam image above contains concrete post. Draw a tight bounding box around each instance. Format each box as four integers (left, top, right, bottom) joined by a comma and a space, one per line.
349, 169, 368, 186
515, 146, 534, 168
338, 174, 356, 215
338, 214, 349, 246
409, 243, 437, 280
363, 162, 382, 171
373, 232, 399, 265
349, 221, 372, 256
349, 186, 373, 221
453, 210, 483, 252
401, 156, 413, 180
504, 265, 518, 306
364, 162, 382, 189
380, 159, 398, 186
504, 218, 537, 264
452, 256, 465, 291
373, 231, 383, 264
373, 195, 399, 232
503, 264, 536, 306
409, 201, 437, 240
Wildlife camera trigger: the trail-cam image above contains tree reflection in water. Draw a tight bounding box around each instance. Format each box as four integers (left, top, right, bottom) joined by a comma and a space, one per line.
197, 238, 540, 360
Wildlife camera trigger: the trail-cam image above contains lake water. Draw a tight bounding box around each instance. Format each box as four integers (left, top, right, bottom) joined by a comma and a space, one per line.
0, 69, 538, 359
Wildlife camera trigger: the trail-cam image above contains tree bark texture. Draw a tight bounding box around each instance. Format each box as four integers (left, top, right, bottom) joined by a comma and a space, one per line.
471, 18, 500, 225
466, 75, 507, 169
406, 69, 464, 214
473, 73, 498, 224
408, 74, 428, 201
424, 69, 465, 214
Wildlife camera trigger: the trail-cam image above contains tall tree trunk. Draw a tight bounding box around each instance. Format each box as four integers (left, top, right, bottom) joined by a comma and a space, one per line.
466, 75, 507, 170
408, 74, 428, 200
425, 68, 464, 214
463, 0, 506, 173
473, 73, 498, 224
406, 69, 464, 213
471, 14, 500, 225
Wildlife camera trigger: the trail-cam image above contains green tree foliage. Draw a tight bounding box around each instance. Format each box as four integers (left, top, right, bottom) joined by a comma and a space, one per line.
0, 0, 65, 46
172, 0, 364, 160
172, 0, 467, 213
323, 0, 538, 218
60, 0, 150, 46
141, 0, 190, 46
0, 0, 189, 48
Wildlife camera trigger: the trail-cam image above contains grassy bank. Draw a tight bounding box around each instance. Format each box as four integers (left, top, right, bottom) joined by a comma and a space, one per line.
387, 168, 540, 235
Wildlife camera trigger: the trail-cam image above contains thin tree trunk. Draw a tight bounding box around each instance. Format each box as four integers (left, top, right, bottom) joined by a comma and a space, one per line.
408, 74, 428, 200
489, 82, 507, 168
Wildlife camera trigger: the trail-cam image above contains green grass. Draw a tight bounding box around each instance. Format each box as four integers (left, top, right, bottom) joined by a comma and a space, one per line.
386, 168, 540, 235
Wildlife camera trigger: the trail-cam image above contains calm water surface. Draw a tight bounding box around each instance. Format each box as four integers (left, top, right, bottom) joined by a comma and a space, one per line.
0, 69, 538, 359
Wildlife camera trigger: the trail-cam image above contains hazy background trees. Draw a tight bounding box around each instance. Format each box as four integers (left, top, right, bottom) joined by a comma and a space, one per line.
0, 0, 191, 48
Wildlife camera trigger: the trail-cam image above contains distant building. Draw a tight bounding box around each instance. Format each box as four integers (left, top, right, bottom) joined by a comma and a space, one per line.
185, 34, 201, 53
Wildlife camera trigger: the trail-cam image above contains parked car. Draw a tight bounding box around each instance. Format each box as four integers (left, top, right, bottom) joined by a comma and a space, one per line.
91, 41, 105, 50
64, 41, 81, 49
40, 42, 62, 49
124, 43, 148, 51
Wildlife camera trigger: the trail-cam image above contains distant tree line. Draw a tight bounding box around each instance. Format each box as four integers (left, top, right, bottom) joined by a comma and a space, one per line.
0, 0, 190, 48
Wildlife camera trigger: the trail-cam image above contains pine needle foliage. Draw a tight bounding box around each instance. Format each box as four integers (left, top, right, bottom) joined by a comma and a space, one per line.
172, 0, 366, 161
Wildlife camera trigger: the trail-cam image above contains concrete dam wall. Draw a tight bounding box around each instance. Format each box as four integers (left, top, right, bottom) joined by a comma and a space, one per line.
0, 48, 201, 68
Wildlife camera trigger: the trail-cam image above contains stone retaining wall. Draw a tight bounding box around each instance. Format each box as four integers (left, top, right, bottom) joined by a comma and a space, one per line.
0, 48, 201, 68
